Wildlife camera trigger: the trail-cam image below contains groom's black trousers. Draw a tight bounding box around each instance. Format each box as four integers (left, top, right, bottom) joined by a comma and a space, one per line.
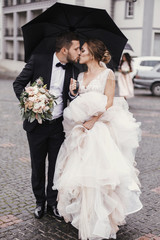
26, 117, 64, 206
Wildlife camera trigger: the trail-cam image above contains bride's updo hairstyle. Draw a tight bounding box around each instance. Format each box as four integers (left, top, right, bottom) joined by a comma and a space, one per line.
86, 39, 111, 64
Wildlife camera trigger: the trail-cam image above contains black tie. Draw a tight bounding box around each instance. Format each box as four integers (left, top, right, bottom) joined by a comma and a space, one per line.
56, 62, 67, 70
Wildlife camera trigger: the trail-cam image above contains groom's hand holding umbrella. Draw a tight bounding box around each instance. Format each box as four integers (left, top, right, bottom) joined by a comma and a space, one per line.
69, 78, 79, 96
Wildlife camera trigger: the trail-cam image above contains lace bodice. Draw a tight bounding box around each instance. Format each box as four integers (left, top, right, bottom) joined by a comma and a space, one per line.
77, 68, 111, 94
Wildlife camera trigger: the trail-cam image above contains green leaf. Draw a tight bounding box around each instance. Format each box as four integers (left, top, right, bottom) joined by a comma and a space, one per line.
30, 115, 36, 123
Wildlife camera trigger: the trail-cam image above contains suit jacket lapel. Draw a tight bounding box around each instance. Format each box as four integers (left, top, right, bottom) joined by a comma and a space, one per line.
36, 53, 53, 89
62, 63, 73, 108
45, 54, 54, 89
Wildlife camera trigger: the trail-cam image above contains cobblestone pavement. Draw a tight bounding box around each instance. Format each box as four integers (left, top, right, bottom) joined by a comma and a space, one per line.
0, 79, 160, 240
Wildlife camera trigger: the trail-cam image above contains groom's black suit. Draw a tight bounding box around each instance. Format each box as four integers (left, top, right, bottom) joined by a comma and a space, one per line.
13, 53, 79, 206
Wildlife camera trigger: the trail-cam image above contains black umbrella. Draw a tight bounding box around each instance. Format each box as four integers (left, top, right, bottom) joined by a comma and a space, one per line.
22, 2, 127, 65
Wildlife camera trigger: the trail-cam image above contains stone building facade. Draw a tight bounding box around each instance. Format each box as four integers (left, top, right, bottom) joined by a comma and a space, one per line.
1, 0, 160, 61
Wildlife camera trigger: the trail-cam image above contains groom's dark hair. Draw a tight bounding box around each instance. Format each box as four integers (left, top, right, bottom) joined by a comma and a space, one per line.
56, 32, 79, 52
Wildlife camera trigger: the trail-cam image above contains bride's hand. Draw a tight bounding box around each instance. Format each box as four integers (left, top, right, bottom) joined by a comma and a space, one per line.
69, 78, 77, 96
83, 117, 97, 130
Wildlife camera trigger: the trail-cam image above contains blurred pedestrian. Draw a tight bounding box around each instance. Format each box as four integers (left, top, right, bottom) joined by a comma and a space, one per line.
118, 53, 134, 99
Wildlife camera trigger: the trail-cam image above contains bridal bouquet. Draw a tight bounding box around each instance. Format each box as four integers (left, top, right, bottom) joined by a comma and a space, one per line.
20, 77, 56, 124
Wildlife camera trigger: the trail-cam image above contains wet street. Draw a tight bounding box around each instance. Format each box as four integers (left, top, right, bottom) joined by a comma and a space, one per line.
0, 79, 160, 240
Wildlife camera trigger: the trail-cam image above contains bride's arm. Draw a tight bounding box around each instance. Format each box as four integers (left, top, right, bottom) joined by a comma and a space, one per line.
83, 70, 115, 130
104, 70, 115, 110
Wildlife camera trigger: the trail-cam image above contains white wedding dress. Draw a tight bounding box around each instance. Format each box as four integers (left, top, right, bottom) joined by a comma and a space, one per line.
53, 66, 142, 240
118, 61, 134, 98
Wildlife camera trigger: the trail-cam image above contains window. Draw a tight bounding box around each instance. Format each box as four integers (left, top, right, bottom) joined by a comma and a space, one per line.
17, 0, 27, 4
154, 33, 160, 56
5, 28, 14, 36
140, 61, 160, 67
125, 1, 134, 18
31, 0, 41, 2
4, 0, 14, 7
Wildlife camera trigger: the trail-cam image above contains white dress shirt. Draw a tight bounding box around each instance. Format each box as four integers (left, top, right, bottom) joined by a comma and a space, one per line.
49, 53, 66, 119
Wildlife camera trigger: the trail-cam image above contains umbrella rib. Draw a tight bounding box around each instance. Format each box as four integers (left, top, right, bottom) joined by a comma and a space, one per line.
59, 5, 97, 30
74, 10, 95, 28
59, 4, 72, 27
74, 9, 102, 28
76, 27, 122, 38
44, 23, 67, 37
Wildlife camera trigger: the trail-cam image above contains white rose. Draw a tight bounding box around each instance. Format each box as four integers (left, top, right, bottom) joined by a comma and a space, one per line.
28, 96, 35, 102
38, 94, 47, 101
34, 102, 42, 109
32, 108, 38, 113
25, 86, 34, 96
33, 86, 39, 95
33, 102, 45, 113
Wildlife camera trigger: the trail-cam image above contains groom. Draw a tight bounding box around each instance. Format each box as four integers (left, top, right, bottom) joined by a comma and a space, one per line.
13, 32, 80, 219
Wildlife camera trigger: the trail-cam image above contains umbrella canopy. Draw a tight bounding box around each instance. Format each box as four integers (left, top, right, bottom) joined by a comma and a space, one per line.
22, 2, 127, 65
124, 43, 133, 51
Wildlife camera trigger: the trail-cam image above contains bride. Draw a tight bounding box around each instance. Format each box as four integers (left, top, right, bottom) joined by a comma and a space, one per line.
53, 39, 142, 240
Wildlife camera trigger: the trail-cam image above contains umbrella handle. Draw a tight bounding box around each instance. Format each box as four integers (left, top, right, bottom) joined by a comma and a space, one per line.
73, 81, 79, 94
72, 68, 79, 94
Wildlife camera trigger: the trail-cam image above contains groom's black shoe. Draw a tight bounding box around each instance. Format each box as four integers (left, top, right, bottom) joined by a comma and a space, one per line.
34, 205, 45, 219
47, 204, 63, 220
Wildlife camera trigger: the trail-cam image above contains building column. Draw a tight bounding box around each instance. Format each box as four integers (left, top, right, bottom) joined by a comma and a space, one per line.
0, 1, 2, 59
27, 10, 32, 23
141, 0, 154, 56
14, 12, 18, 60
110, 0, 116, 20
2, 13, 6, 59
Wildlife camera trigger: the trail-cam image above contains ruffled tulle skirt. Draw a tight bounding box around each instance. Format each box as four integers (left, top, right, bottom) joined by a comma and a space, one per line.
53, 91, 142, 240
